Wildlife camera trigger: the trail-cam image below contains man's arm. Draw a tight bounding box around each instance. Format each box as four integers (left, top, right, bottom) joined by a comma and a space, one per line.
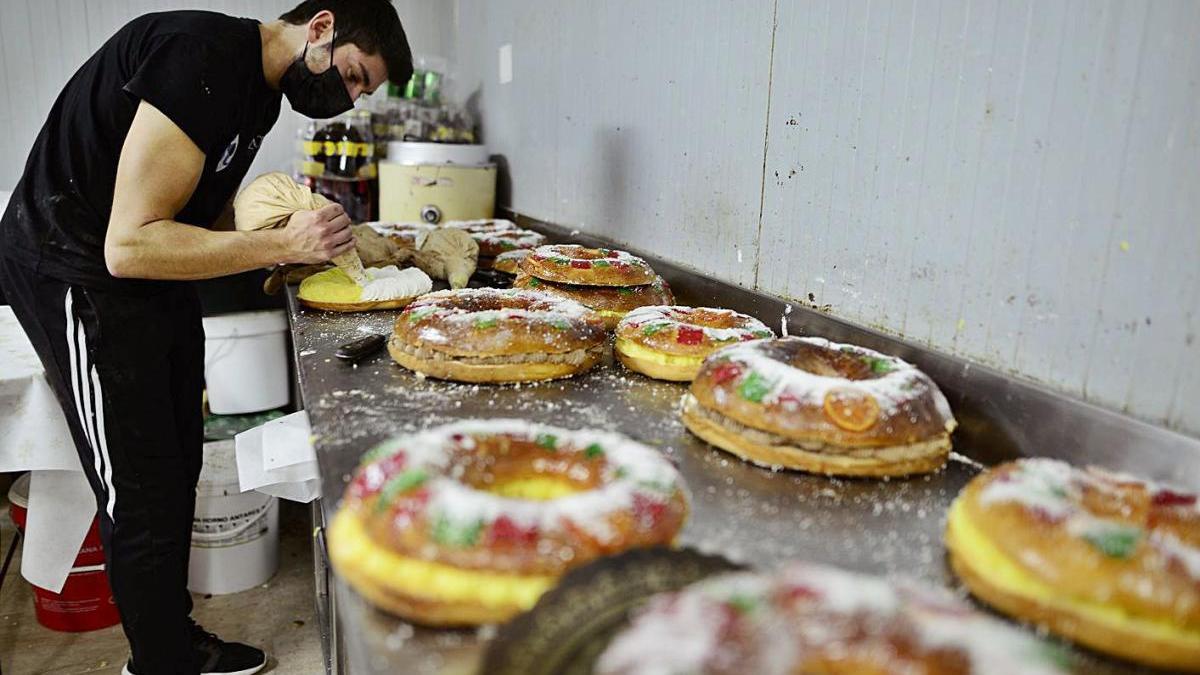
105, 100, 354, 280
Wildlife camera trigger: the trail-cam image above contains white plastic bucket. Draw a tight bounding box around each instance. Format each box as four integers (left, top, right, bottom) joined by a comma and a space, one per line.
202, 310, 289, 415
188, 441, 279, 595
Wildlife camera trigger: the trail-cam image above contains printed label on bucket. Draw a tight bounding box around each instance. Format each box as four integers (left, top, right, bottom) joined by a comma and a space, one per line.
192, 503, 272, 549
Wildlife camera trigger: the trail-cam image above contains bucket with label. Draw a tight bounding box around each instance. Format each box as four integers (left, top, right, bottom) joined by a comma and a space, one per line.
188, 441, 279, 595
7, 473, 121, 632
202, 310, 290, 415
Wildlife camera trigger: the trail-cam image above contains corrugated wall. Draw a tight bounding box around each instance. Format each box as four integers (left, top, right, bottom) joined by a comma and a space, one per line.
0, 0, 452, 191
454, 0, 1200, 438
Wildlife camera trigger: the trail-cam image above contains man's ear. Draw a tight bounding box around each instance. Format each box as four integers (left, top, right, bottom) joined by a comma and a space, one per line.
306, 10, 334, 46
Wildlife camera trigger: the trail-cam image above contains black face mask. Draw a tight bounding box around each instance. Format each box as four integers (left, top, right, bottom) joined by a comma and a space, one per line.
280, 28, 355, 119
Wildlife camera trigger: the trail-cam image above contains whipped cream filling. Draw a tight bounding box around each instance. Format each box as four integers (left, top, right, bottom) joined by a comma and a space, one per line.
359, 266, 433, 302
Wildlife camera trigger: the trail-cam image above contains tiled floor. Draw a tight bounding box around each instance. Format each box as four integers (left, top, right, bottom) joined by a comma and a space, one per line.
0, 489, 324, 674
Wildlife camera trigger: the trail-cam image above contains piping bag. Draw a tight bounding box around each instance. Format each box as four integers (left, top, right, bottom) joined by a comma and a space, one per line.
352, 224, 478, 289
233, 172, 368, 285
407, 228, 478, 289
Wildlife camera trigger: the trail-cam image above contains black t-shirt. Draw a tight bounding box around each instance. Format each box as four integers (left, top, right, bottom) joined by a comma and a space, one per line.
0, 10, 282, 293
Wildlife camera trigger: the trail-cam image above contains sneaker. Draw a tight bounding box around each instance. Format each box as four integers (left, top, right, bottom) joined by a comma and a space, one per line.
121, 621, 267, 675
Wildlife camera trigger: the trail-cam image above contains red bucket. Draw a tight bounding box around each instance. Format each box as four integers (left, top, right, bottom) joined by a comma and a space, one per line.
8, 473, 121, 632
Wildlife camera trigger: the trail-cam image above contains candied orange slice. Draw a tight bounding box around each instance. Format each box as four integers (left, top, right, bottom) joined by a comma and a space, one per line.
822, 388, 880, 431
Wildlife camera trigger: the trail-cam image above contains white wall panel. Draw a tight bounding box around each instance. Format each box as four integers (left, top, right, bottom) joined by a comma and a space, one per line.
455, 0, 776, 288
454, 0, 1200, 437
759, 0, 1200, 435
0, 0, 450, 191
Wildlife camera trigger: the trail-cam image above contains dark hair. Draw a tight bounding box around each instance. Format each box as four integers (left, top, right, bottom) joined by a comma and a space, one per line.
281, 0, 413, 86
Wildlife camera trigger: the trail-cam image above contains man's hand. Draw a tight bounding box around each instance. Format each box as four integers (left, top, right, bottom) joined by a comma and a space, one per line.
280, 203, 356, 265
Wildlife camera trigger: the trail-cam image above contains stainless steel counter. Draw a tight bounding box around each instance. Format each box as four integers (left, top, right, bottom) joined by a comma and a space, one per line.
288, 218, 1200, 674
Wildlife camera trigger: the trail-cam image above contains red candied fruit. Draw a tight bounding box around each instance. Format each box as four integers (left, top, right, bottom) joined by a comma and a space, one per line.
570, 260, 592, 269
488, 515, 540, 545
676, 325, 705, 345
715, 604, 744, 640
775, 390, 803, 407
1153, 489, 1197, 508
348, 453, 408, 498
776, 583, 820, 604
709, 361, 743, 385
632, 494, 667, 526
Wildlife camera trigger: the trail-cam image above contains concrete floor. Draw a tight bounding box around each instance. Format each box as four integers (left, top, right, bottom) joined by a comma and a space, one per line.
0, 488, 323, 674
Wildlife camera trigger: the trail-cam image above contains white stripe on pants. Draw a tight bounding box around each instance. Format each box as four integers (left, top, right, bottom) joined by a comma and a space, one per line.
64, 288, 117, 521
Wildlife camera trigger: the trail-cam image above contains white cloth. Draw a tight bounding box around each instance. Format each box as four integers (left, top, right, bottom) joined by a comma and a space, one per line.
235, 411, 320, 503
0, 306, 94, 592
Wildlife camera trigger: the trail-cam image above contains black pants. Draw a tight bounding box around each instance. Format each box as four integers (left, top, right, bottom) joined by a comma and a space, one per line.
0, 256, 205, 674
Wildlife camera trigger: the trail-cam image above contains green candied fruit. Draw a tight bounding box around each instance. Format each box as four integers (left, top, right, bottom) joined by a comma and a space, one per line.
552, 257, 570, 266
593, 260, 612, 268
375, 469, 429, 511
475, 316, 499, 329
737, 371, 772, 403
407, 308, 437, 324
636, 479, 675, 495
752, 330, 772, 339
1083, 524, 1142, 559
642, 323, 670, 336
500, 240, 517, 250
868, 357, 895, 374
584, 443, 605, 459
527, 277, 542, 287
617, 287, 635, 296
432, 515, 484, 547
549, 318, 570, 331
727, 595, 759, 613
536, 433, 558, 450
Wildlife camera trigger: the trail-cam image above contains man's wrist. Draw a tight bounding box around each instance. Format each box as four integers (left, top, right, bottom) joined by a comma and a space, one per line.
259, 229, 293, 266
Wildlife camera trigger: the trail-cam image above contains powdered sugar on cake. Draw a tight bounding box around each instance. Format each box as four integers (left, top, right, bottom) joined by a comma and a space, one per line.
620, 306, 774, 344
709, 337, 955, 424
597, 562, 1067, 675
356, 419, 688, 546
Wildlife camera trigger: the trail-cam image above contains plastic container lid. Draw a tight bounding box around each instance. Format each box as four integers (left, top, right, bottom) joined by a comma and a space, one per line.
202, 310, 288, 339
386, 141, 491, 166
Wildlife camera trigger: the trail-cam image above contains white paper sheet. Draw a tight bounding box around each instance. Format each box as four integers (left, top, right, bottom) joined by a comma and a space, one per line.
0, 307, 82, 473
2, 307, 92, 591
235, 411, 321, 503
22, 470, 96, 593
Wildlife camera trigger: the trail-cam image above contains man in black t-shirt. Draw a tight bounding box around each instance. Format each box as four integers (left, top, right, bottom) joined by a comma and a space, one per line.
0, 2, 411, 673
